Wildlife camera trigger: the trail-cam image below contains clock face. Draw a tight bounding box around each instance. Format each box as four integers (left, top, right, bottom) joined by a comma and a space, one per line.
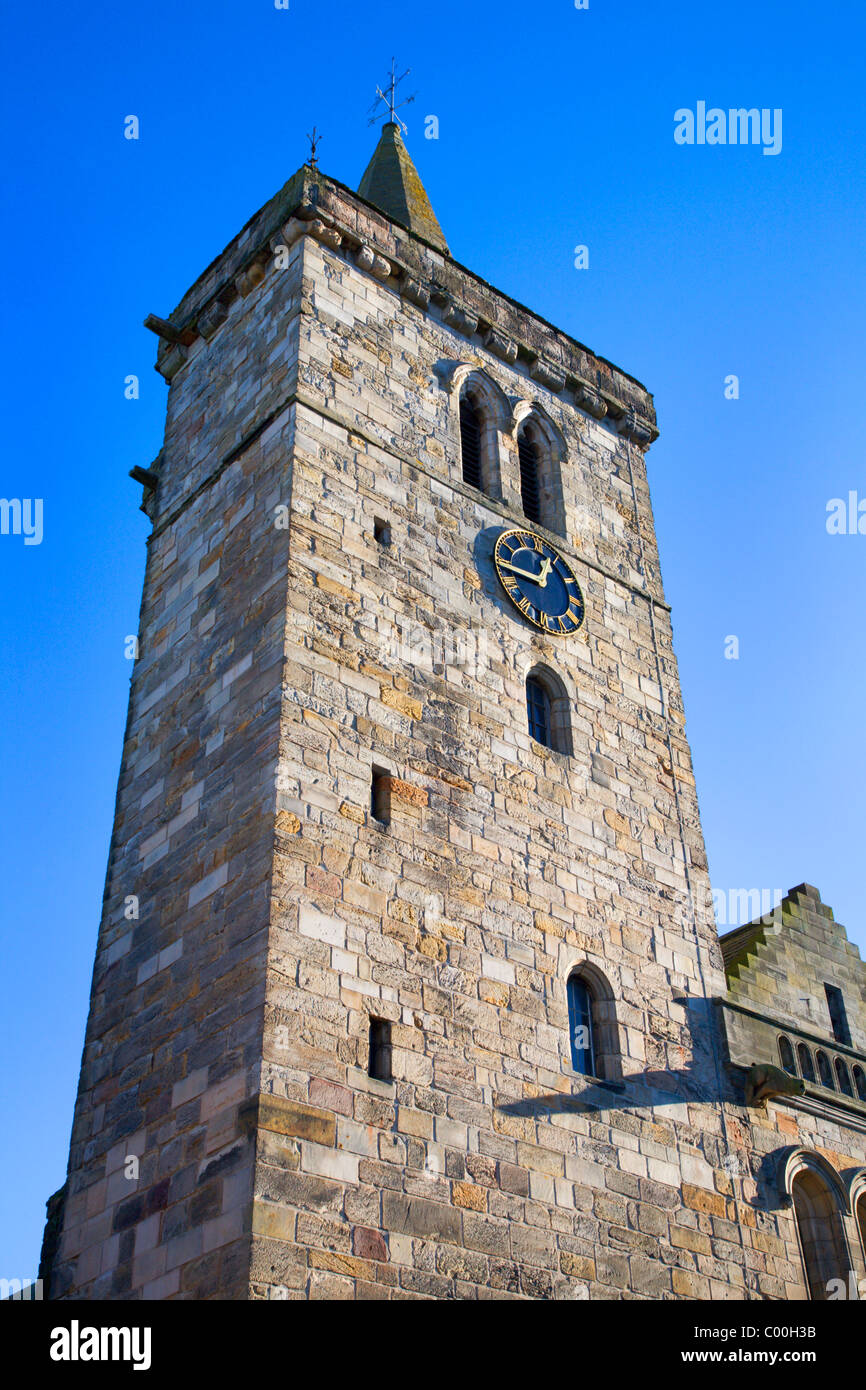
493, 529, 586, 635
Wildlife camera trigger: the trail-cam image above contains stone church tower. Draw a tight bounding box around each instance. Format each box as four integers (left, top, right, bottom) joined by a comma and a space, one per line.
47, 122, 866, 1300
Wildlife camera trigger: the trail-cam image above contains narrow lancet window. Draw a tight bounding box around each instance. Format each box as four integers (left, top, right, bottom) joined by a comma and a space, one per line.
567, 974, 596, 1076
526, 675, 552, 747
518, 425, 542, 523
460, 394, 483, 489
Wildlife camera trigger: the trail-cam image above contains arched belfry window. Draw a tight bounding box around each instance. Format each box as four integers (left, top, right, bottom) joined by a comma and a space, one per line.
525, 666, 572, 755
460, 393, 483, 490
566, 965, 620, 1082
517, 422, 542, 524
511, 406, 566, 537
454, 369, 508, 500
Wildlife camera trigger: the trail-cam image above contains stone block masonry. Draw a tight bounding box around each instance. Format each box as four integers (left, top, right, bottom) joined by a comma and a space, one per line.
49, 156, 866, 1301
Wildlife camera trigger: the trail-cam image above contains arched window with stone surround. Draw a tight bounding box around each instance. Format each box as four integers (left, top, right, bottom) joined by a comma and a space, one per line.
567, 974, 595, 1075
816, 1050, 835, 1090
798, 1043, 816, 1083
512, 404, 566, 537
525, 664, 572, 755
835, 1057, 854, 1097
790, 1162, 849, 1299
459, 392, 483, 489
853, 1065, 866, 1102
856, 1185, 866, 1262
517, 420, 543, 523
566, 964, 620, 1082
454, 368, 508, 501
779, 1036, 796, 1076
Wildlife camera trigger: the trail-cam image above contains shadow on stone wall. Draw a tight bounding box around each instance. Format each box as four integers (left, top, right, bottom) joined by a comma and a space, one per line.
496, 997, 744, 1118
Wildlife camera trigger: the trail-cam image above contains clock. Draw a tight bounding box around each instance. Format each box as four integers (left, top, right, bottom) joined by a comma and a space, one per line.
493, 528, 585, 635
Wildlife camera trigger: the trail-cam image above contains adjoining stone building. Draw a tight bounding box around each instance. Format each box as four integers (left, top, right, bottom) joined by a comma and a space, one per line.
719, 885, 866, 1299
46, 121, 866, 1300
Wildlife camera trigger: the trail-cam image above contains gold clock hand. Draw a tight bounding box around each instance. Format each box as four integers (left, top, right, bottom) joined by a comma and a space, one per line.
500, 557, 550, 585
499, 559, 541, 581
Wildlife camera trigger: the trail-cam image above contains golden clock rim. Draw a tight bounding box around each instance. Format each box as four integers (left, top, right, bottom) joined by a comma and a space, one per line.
493, 528, 586, 635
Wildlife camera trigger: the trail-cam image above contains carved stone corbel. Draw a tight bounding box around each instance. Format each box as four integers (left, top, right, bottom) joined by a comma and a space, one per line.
441, 299, 478, 337
197, 299, 230, 341
155, 343, 188, 382
355, 243, 391, 278
573, 381, 608, 420
616, 407, 656, 448
235, 258, 268, 298
308, 219, 342, 250
271, 218, 306, 255
483, 328, 518, 365
400, 275, 430, 309
529, 357, 566, 393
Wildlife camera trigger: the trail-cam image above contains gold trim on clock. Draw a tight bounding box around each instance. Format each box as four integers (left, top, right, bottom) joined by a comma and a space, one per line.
493, 528, 586, 636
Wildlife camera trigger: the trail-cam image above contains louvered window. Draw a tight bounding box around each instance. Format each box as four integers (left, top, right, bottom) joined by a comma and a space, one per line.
460, 395, 483, 489
518, 428, 541, 523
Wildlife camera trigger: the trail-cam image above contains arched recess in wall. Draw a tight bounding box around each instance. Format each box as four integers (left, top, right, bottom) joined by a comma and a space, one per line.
797, 1043, 816, 1082
780, 1149, 851, 1300
451, 365, 509, 501
565, 960, 621, 1083
524, 662, 573, 756
835, 1057, 854, 1096
849, 1172, 866, 1266
816, 1050, 835, 1090
511, 401, 567, 538
778, 1036, 796, 1075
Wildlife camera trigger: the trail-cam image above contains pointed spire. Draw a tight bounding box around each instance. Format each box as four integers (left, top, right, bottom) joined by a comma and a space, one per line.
358, 122, 450, 256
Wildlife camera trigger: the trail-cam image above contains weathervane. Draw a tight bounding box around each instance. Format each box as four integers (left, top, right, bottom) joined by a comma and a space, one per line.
367, 58, 416, 135
306, 126, 322, 170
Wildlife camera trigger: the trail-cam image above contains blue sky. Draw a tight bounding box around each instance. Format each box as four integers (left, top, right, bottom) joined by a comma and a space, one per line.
1, 0, 864, 1280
